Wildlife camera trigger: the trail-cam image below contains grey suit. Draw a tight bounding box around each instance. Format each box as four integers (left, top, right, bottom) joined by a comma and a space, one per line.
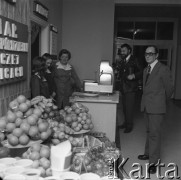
141, 61, 174, 163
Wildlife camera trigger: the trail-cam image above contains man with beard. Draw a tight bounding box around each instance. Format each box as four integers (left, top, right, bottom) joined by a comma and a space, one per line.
118, 44, 142, 133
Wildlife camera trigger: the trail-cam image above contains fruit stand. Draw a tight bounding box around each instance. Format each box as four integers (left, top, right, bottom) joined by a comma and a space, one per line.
0, 95, 123, 180
69, 91, 120, 142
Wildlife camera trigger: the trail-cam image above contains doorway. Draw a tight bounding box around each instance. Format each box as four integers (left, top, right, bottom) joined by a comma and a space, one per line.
31, 21, 41, 61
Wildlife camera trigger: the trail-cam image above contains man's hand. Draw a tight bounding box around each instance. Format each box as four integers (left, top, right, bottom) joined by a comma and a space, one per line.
127, 74, 135, 80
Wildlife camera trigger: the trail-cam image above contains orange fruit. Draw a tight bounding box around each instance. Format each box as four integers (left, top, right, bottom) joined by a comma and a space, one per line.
46, 168, 52, 177
33, 108, 42, 117
38, 166, 46, 177
12, 128, 23, 137
20, 122, 30, 134
66, 107, 73, 114
38, 122, 49, 132
89, 123, 94, 129
71, 122, 78, 129
19, 103, 28, 113
71, 113, 77, 121
31, 143, 41, 152
39, 157, 48, 165
58, 132, 65, 139
40, 147, 50, 159
65, 115, 72, 123
41, 159, 51, 170
31, 114, 39, 120
6, 123, 16, 133
19, 134, 30, 145
48, 111, 55, 118
6, 111, 17, 123
82, 115, 87, 121
75, 108, 81, 114
15, 111, 23, 118
27, 115, 37, 126
15, 118, 23, 127
83, 124, 89, 130
74, 126, 80, 132
8, 134, 19, 146
29, 126, 39, 137
16, 95, 26, 104
25, 100, 32, 108
40, 131, 49, 141
0, 116, 7, 130
71, 103, 77, 110
86, 118, 92, 124
29, 151, 40, 160
9, 100, 19, 111
81, 120, 85, 125
77, 117, 82, 123
31, 160, 39, 168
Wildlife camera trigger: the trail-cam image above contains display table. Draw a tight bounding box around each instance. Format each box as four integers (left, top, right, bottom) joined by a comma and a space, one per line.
70, 91, 119, 141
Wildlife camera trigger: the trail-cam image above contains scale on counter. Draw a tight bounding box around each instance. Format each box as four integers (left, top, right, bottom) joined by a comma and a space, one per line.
84, 60, 114, 94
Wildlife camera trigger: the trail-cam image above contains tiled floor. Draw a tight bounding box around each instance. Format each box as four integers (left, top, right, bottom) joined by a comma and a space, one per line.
116, 93, 181, 180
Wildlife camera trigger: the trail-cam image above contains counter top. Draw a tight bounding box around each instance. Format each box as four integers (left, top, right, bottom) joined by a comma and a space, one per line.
70, 91, 119, 104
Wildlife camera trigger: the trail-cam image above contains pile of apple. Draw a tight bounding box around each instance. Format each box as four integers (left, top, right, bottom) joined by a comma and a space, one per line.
50, 122, 84, 147
0, 95, 52, 146
59, 102, 94, 133
22, 142, 52, 177
71, 144, 121, 177
42, 105, 64, 123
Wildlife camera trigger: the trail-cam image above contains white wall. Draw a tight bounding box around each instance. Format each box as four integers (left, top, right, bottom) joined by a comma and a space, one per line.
62, 0, 114, 81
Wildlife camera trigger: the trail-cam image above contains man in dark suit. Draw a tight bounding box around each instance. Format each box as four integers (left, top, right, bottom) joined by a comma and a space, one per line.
118, 44, 142, 133
138, 45, 174, 174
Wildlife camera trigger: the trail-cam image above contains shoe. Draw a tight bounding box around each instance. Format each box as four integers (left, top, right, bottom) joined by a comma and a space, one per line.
124, 127, 133, 133
118, 123, 126, 129
138, 154, 149, 160
148, 165, 157, 174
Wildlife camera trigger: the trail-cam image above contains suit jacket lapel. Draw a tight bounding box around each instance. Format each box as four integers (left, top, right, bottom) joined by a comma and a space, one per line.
144, 62, 161, 85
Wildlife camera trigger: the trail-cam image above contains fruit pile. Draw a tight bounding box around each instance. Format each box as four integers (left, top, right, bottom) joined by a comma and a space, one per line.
31, 96, 63, 123
0, 95, 52, 146
59, 102, 94, 133
71, 143, 121, 177
51, 121, 84, 147
22, 143, 52, 177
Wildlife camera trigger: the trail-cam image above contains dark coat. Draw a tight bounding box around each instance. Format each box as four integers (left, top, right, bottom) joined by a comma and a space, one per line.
118, 55, 143, 93
141, 61, 174, 114
52, 62, 82, 108
31, 74, 50, 98
44, 72, 56, 96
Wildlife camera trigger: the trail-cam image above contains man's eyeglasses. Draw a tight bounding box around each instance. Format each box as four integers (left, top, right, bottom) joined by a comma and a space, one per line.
145, 52, 156, 57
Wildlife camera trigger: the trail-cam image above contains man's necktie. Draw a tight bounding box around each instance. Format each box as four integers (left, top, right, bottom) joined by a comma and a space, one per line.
145, 65, 151, 84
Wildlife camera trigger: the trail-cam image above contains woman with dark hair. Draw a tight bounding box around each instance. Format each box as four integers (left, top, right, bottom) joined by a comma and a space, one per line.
42, 53, 56, 99
31, 56, 50, 98
52, 49, 82, 109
